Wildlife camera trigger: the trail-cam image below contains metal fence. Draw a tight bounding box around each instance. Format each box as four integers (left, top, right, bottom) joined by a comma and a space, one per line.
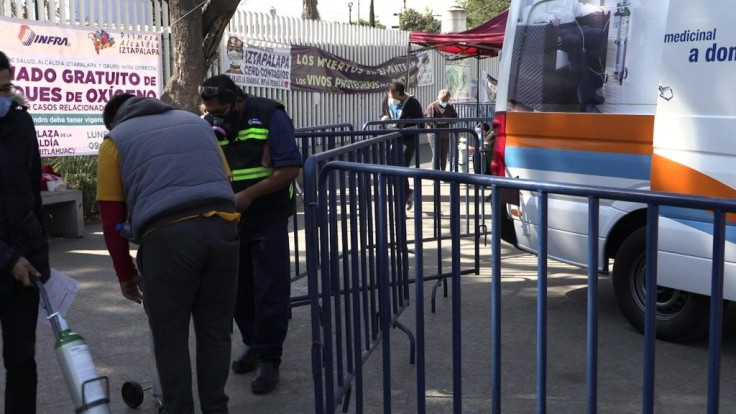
453, 102, 497, 119
3, 0, 501, 137
304, 145, 735, 413
289, 125, 489, 310
225, 10, 499, 129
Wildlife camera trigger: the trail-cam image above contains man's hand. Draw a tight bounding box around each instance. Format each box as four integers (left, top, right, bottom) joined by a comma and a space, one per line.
12, 257, 39, 287
550, 16, 561, 27
235, 191, 254, 212
120, 274, 143, 304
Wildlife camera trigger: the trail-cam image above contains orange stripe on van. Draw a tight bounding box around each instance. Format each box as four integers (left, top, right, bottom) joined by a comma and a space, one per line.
652, 154, 736, 223
504, 112, 654, 155
652, 154, 736, 197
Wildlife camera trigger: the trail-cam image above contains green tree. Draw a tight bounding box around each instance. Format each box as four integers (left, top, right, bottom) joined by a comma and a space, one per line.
459, 0, 510, 29
399, 8, 441, 33
353, 18, 386, 29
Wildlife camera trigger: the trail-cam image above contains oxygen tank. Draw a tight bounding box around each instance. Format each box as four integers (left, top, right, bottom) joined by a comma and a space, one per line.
614, 1, 632, 84
35, 277, 112, 414
54, 315, 111, 414
458, 136, 468, 173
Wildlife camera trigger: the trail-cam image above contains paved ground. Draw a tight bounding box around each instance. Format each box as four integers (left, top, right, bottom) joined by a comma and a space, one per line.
3, 143, 734, 413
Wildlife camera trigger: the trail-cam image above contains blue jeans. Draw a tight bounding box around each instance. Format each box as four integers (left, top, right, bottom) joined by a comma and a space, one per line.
234, 219, 291, 365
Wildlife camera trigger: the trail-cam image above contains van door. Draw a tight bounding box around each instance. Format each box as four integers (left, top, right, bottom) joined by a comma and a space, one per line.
652, 1, 736, 301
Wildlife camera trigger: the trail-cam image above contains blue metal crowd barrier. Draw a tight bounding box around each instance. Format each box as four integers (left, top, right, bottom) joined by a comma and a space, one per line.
289, 129, 410, 309
452, 102, 496, 119
288, 124, 359, 309
305, 154, 736, 413
303, 132, 412, 414
293, 126, 490, 312
295, 123, 355, 133
362, 117, 495, 175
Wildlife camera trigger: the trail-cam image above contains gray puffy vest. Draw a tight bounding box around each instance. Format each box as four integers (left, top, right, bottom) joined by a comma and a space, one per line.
108, 109, 235, 241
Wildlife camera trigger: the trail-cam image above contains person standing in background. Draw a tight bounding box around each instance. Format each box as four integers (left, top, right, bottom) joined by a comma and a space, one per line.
424, 89, 458, 171
380, 81, 423, 209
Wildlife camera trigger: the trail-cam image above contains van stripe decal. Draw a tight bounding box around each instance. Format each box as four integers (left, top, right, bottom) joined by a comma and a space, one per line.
505, 147, 651, 180
505, 112, 654, 155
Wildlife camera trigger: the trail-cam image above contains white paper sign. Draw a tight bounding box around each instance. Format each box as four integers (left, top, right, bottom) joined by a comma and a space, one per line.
37, 268, 81, 327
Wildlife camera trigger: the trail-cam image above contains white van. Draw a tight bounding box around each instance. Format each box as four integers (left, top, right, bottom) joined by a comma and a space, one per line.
492, 0, 735, 341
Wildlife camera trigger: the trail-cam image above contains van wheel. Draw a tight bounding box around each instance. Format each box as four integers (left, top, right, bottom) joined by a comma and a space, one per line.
612, 227, 710, 342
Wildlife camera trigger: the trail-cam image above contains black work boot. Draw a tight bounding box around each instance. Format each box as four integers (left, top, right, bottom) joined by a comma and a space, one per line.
231, 346, 257, 374
251, 362, 280, 394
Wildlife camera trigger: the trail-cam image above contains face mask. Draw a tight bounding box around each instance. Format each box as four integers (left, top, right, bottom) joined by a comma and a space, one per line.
208, 108, 240, 140
439, 101, 448, 108
0, 97, 12, 118
227, 50, 244, 61
389, 98, 401, 106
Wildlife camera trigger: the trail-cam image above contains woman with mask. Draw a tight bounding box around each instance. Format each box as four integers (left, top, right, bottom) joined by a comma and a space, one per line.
0, 50, 51, 414
424, 89, 458, 171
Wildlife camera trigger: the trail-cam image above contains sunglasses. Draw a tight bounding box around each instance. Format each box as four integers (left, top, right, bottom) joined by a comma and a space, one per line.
199, 86, 238, 100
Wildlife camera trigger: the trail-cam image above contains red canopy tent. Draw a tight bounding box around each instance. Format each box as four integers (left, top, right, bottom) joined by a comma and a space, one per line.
409, 9, 508, 58
407, 10, 509, 116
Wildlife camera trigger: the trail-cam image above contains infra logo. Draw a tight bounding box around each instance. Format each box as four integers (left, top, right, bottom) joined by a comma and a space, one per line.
17, 24, 69, 46
18, 25, 35, 46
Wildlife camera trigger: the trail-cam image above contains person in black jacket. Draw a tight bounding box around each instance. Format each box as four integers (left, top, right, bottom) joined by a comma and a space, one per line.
0, 50, 50, 414
381, 81, 424, 168
380, 81, 423, 209
200, 75, 302, 395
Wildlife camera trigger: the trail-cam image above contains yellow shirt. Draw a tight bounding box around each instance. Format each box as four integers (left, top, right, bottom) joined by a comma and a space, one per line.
96, 137, 232, 202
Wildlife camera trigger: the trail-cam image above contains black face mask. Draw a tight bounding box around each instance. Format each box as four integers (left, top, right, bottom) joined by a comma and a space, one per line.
207, 108, 240, 141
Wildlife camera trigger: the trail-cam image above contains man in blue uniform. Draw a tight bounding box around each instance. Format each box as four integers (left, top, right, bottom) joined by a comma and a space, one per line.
200, 75, 302, 394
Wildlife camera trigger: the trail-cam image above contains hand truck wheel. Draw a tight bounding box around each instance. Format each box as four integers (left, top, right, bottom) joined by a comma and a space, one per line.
122, 381, 145, 408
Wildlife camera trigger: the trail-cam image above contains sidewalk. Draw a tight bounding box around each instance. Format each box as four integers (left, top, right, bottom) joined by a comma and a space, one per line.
24, 225, 314, 413
3, 142, 734, 413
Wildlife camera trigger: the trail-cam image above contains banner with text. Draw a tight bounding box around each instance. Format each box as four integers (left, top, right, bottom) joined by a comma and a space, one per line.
0, 16, 162, 156
221, 35, 433, 94
290, 45, 433, 93
220, 35, 292, 90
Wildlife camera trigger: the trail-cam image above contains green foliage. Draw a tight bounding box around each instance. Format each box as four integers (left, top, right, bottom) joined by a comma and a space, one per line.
352, 18, 386, 29
47, 156, 99, 221
399, 8, 441, 33
458, 0, 510, 29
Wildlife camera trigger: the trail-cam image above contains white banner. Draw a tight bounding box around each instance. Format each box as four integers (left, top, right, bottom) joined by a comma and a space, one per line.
445, 61, 472, 103
0, 16, 162, 156
220, 34, 292, 90
415, 51, 434, 87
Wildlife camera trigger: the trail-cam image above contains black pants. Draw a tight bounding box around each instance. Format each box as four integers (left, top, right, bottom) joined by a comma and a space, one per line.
0, 283, 39, 414
234, 219, 291, 365
557, 24, 604, 105
402, 134, 417, 168
400, 134, 417, 195
137, 217, 239, 414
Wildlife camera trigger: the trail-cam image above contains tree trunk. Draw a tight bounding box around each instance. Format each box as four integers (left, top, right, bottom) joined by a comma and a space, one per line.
302, 0, 320, 20
369, 0, 375, 27
161, 0, 240, 113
